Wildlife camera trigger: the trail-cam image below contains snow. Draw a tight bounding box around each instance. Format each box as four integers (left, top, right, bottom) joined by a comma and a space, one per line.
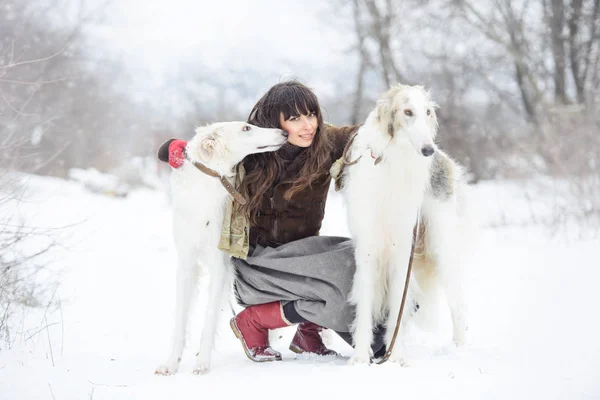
1, 174, 599, 400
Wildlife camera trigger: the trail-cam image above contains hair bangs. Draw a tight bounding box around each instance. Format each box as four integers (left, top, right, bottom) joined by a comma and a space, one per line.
276, 85, 320, 121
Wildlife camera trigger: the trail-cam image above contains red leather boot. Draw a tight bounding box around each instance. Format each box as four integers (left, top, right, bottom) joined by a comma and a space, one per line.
289, 322, 338, 356
230, 301, 292, 362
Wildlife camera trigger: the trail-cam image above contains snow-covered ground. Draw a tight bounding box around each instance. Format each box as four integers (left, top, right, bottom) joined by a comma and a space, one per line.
1, 174, 599, 400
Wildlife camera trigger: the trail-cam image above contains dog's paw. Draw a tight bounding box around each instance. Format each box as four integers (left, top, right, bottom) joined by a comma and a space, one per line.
453, 327, 469, 347
389, 358, 409, 367
348, 352, 371, 366
193, 352, 211, 375
386, 348, 410, 366
155, 363, 178, 376
387, 354, 409, 367
192, 364, 211, 375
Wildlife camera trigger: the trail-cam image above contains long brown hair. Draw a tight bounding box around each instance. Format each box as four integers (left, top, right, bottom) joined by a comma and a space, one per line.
238, 80, 332, 222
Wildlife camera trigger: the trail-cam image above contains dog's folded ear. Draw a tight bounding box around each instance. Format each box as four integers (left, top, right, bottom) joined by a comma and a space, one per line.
200, 137, 215, 162
157, 138, 176, 163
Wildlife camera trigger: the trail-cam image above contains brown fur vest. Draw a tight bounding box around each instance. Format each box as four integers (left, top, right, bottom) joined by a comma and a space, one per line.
248, 124, 359, 248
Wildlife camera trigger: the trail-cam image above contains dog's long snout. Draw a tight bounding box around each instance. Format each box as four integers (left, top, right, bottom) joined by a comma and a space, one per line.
421, 145, 435, 157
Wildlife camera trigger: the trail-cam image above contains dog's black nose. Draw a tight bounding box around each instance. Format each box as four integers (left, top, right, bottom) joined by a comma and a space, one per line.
421, 146, 435, 157
281, 130, 289, 137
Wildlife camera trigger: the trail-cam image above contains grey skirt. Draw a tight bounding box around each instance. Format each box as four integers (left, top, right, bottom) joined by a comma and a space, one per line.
232, 236, 356, 332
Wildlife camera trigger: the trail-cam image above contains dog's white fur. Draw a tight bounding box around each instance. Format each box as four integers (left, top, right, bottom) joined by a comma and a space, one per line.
341, 84, 471, 365
155, 122, 287, 375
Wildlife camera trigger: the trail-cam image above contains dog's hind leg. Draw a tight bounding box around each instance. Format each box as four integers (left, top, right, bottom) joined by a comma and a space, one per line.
348, 244, 379, 365
155, 250, 200, 375
441, 266, 468, 346
193, 253, 233, 374
436, 241, 468, 346
426, 200, 469, 346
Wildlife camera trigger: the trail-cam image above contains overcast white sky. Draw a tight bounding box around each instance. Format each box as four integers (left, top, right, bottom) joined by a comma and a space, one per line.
76, 0, 359, 121
93, 0, 350, 81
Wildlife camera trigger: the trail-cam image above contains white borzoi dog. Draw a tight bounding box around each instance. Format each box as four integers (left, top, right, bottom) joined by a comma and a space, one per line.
155, 122, 287, 375
340, 84, 471, 365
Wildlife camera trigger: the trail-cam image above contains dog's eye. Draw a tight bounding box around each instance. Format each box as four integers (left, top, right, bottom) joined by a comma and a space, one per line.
242, 125, 251, 132
404, 109, 413, 117
427, 109, 431, 116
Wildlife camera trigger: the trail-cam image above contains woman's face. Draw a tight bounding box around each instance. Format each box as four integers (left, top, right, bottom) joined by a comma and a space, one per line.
279, 111, 318, 147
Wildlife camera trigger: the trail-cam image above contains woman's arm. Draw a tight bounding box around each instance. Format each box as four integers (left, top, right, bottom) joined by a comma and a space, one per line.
325, 124, 362, 161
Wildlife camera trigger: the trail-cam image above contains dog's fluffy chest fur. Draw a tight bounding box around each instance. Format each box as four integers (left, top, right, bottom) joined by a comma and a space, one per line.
170, 164, 228, 250
345, 133, 432, 231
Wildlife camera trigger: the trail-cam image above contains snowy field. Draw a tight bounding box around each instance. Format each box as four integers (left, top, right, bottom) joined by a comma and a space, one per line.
1, 173, 599, 400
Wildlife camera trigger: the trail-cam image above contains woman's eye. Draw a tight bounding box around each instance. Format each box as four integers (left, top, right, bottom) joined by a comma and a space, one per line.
242, 125, 251, 131
309, 111, 317, 117
288, 116, 299, 121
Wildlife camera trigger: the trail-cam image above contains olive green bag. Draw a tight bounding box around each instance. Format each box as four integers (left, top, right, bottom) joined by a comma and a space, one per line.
217, 163, 250, 259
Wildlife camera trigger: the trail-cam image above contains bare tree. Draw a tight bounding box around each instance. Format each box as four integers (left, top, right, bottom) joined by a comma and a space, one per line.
349, 0, 373, 125
0, 96, 61, 349
454, 0, 600, 118
361, 0, 410, 86
0, 0, 155, 177
0, 0, 107, 346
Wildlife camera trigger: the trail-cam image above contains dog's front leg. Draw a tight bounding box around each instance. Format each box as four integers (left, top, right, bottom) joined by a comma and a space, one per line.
193, 254, 233, 374
386, 242, 417, 366
348, 245, 377, 365
155, 250, 199, 375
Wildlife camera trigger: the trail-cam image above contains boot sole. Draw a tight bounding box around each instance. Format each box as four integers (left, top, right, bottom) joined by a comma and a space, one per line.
229, 318, 282, 363
289, 342, 339, 357
289, 343, 304, 354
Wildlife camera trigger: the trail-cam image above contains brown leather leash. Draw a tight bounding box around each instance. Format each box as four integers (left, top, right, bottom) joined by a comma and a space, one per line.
340, 131, 384, 167
374, 212, 420, 365
184, 152, 247, 205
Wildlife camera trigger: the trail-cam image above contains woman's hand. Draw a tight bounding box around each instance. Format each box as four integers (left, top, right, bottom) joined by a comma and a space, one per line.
168, 139, 187, 168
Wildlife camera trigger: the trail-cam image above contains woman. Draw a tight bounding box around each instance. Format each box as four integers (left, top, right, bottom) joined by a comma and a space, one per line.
166, 80, 385, 362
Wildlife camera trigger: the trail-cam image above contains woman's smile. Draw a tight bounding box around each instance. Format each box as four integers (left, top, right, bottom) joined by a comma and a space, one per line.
280, 112, 318, 147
